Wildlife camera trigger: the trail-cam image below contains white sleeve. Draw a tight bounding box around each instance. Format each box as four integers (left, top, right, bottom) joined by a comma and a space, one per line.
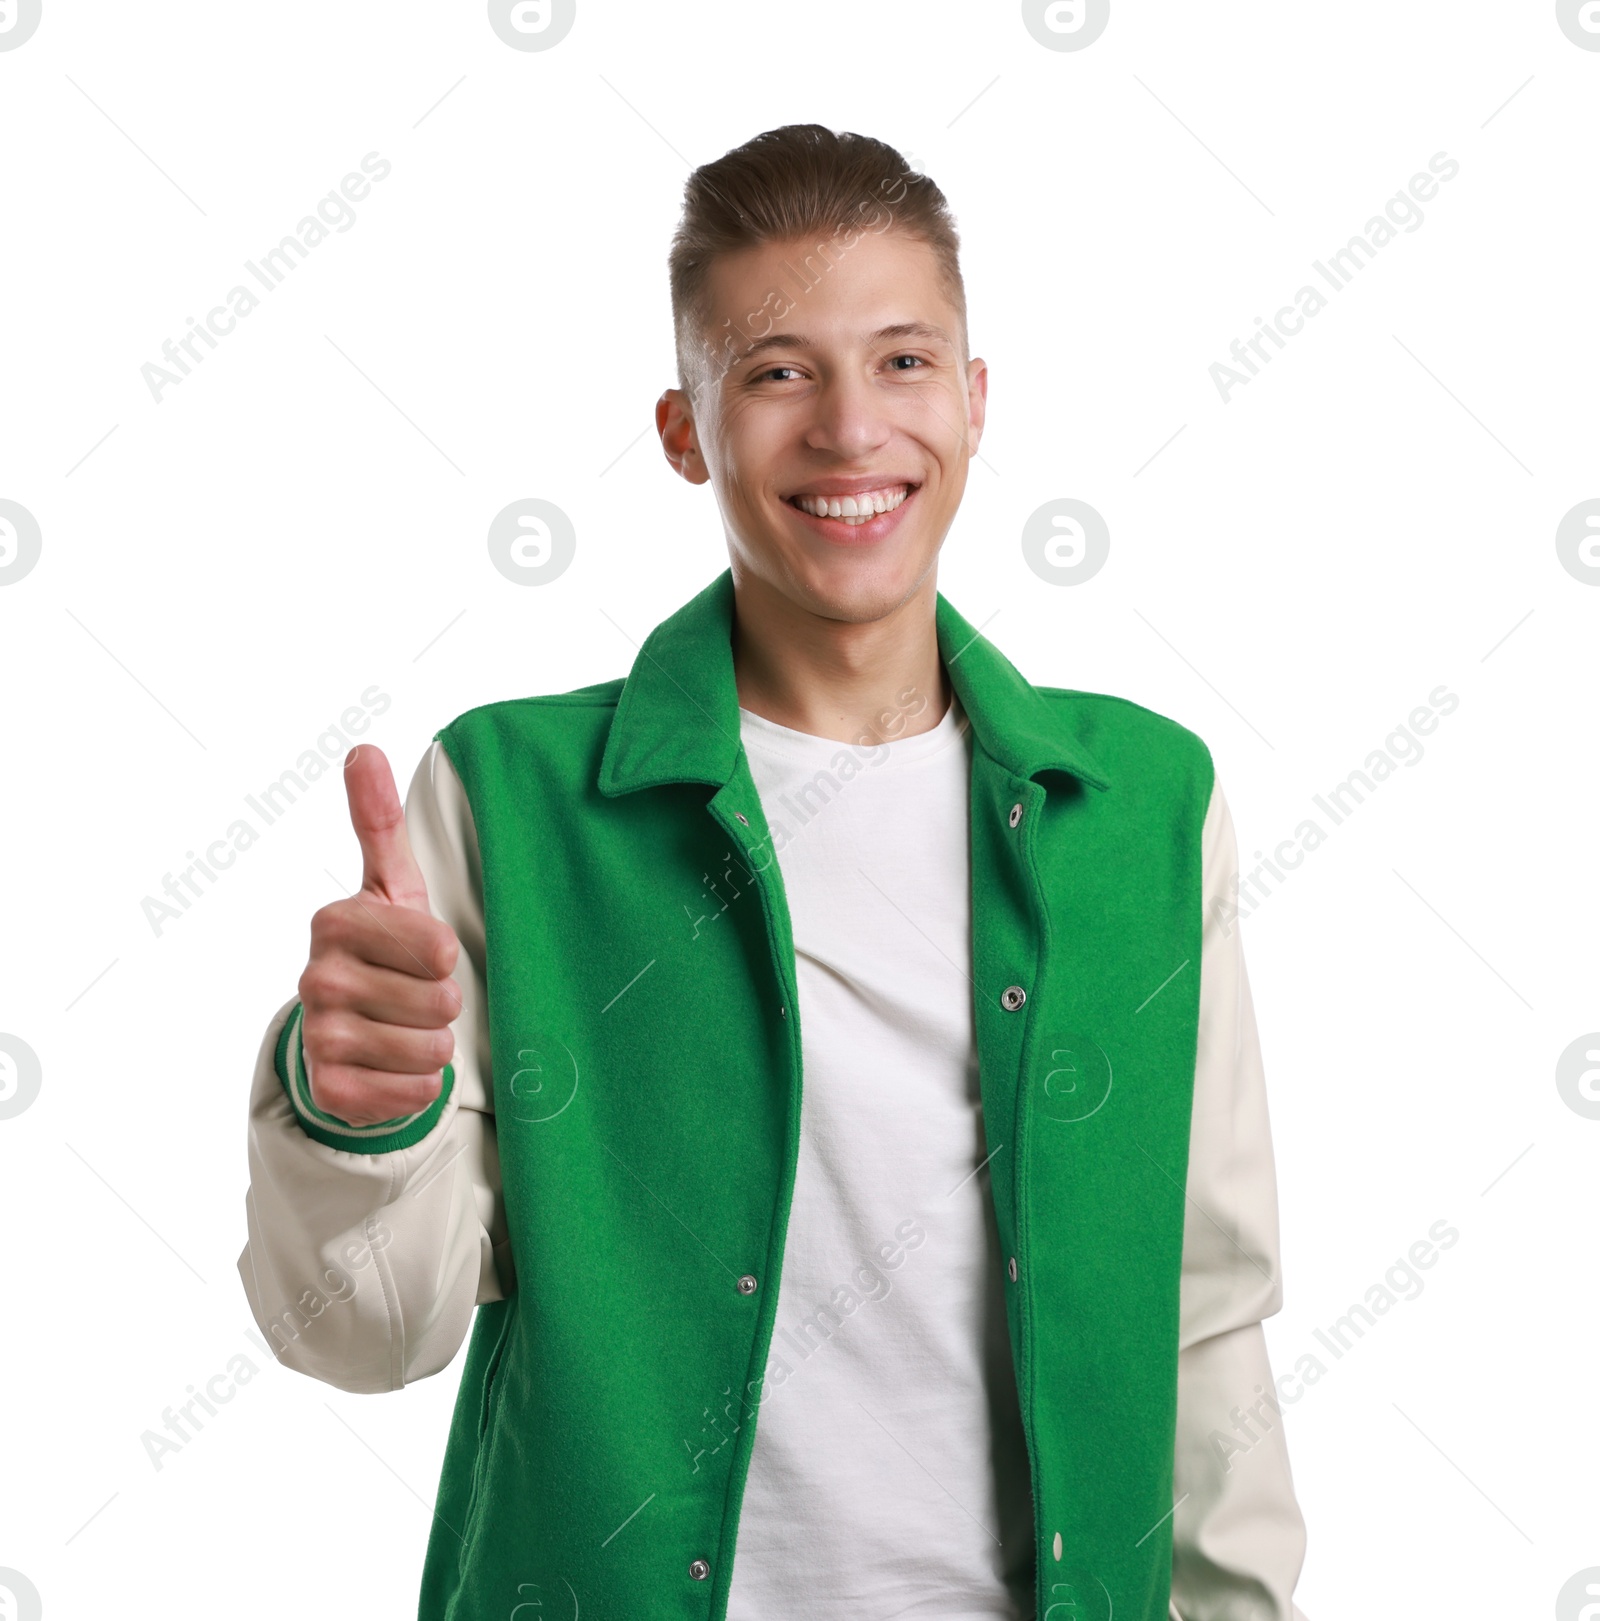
234, 739, 509, 1395
1169, 773, 1310, 1621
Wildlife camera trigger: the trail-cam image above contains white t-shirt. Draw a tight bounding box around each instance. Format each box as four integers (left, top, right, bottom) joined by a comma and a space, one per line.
725, 691, 1036, 1621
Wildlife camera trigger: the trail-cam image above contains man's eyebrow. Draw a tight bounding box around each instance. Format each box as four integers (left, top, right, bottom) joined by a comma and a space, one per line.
729, 321, 955, 365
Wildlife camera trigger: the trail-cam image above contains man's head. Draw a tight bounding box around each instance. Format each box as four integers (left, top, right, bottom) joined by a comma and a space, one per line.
657, 125, 986, 627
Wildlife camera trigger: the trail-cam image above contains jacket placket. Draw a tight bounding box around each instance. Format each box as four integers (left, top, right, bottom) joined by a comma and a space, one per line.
695, 766, 806, 1621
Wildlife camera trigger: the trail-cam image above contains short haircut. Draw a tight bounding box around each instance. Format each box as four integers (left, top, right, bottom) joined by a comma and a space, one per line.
667, 123, 966, 400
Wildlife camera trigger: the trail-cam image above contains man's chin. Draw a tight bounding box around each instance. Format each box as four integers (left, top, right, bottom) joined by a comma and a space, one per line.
778, 547, 936, 626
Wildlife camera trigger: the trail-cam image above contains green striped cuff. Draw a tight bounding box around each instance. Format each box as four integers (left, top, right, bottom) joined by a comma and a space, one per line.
274, 1001, 455, 1154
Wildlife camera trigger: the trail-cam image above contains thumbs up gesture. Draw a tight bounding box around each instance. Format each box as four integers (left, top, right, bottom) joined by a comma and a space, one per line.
298, 746, 463, 1127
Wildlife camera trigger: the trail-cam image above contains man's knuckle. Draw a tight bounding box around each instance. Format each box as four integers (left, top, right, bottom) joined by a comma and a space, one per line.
309, 1069, 357, 1119
315, 1011, 365, 1064
299, 1008, 330, 1057
305, 960, 353, 1010
299, 956, 337, 1003
313, 903, 355, 950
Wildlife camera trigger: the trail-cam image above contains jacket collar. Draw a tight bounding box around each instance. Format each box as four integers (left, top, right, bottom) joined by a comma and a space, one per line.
598, 568, 1112, 797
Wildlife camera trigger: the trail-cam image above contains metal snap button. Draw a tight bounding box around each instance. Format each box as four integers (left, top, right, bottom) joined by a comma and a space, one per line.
1008, 1256, 1018, 1282
1000, 985, 1027, 1011
737, 1274, 758, 1295
689, 1558, 711, 1580
1008, 802, 1023, 828
734, 812, 749, 826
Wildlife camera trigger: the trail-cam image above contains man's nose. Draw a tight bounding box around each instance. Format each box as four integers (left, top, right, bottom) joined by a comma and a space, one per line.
804, 370, 894, 457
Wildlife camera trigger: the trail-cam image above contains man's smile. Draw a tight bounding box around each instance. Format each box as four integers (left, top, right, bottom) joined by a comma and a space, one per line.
781, 478, 922, 541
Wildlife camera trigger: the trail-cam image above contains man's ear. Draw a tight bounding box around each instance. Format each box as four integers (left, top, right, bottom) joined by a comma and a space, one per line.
656, 388, 711, 486
964, 356, 989, 456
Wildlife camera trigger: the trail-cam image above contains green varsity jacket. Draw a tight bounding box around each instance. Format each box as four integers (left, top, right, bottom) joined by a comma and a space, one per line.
277, 567, 1216, 1620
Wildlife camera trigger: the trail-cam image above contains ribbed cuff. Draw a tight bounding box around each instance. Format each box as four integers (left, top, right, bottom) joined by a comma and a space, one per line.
274, 1001, 455, 1154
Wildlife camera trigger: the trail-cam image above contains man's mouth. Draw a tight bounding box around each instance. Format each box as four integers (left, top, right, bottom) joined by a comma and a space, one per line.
783, 482, 918, 527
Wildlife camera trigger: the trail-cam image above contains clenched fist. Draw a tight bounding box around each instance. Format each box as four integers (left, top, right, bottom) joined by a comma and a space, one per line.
297, 745, 463, 1128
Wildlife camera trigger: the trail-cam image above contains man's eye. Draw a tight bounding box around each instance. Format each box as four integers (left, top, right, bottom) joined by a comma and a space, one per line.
751, 356, 925, 383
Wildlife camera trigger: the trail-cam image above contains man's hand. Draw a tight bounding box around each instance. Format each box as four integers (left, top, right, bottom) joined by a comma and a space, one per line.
298, 745, 463, 1127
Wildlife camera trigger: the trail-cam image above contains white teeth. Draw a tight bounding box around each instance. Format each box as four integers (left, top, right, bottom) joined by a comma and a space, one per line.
792, 485, 911, 523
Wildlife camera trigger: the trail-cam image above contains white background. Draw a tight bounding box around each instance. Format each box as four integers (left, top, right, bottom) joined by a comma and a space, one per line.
1, 2, 1596, 1616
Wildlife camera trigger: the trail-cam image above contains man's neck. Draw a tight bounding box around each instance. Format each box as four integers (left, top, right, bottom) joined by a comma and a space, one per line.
729, 568, 951, 747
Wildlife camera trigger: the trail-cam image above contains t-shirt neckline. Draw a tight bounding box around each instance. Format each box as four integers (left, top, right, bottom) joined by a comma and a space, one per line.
738, 690, 969, 767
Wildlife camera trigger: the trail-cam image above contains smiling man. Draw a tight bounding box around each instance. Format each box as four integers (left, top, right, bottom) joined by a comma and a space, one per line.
237, 125, 1309, 1621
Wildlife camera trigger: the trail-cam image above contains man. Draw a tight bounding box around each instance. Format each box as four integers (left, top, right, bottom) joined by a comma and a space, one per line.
237, 124, 1308, 1620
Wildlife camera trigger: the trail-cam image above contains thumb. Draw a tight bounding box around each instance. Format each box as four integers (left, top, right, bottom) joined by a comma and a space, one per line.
343, 744, 431, 912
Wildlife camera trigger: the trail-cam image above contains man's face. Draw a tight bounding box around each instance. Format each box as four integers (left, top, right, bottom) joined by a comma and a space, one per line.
657, 229, 987, 625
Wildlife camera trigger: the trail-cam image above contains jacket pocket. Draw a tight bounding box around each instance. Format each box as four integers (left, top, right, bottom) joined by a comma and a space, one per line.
477, 1305, 516, 1440
460, 1305, 518, 1556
